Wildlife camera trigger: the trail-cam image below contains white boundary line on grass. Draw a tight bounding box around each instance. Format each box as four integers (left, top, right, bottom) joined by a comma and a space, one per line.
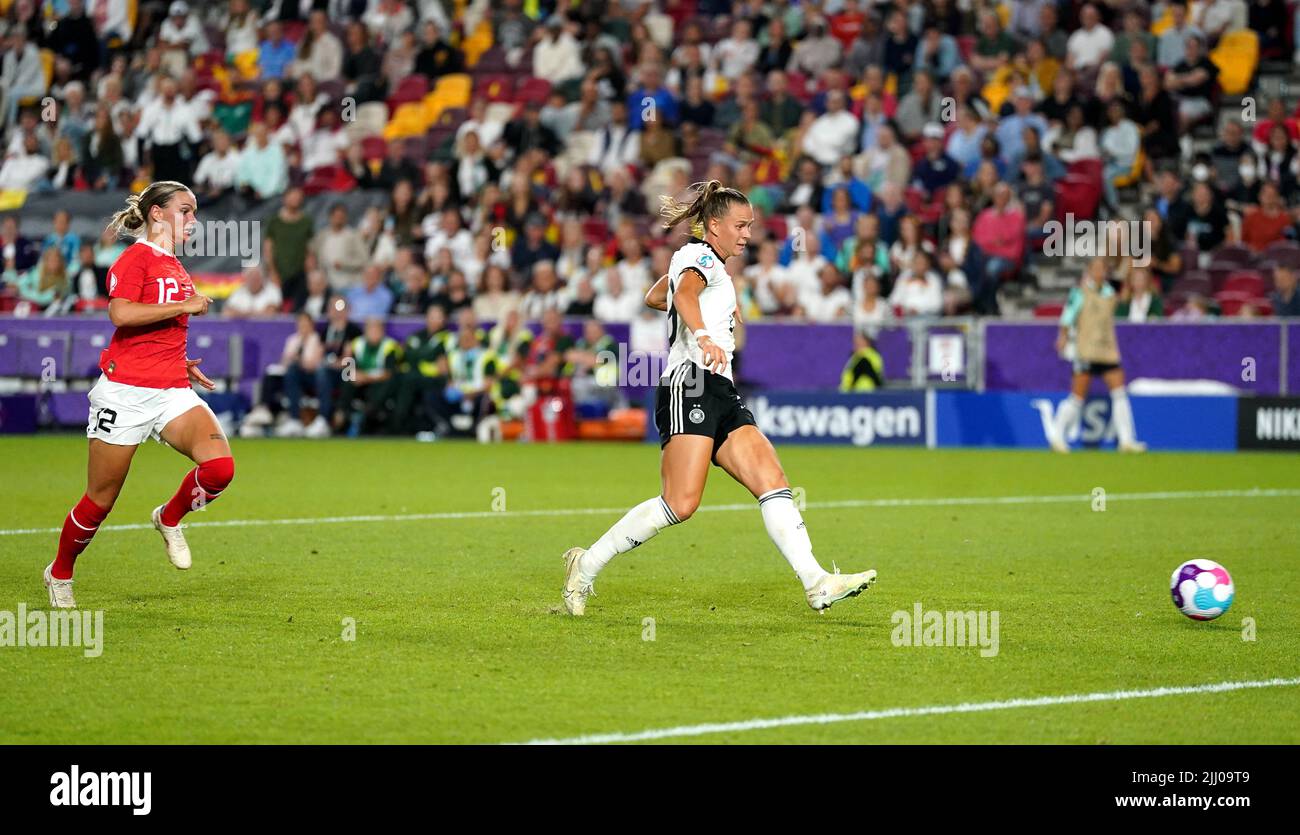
2, 487, 1298, 537
519, 676, 1300, 745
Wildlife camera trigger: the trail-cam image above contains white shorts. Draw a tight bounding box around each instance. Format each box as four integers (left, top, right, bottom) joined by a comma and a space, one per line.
86, 375, 212, 447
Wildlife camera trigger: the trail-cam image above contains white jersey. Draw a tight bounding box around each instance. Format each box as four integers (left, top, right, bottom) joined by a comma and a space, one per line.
663, 239, 738, 382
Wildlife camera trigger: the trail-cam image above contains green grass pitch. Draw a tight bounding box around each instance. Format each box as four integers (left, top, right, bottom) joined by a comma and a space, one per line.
1, 436, 1297, 744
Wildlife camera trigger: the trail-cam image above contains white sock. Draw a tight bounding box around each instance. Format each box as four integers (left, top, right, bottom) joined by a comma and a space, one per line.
579, 496, 679, 583
758, 487, 826, 591
1053, 395, 1083, 445
1110, 388, 1137, 445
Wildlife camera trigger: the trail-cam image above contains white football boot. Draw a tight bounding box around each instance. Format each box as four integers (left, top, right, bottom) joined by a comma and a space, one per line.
152, 505, 193, 570
806, 567, 877, 613
561, 547, 593, 616
44, 563, 76, 609
1118, 440, 1147, 453
1049, 438, 1070, 454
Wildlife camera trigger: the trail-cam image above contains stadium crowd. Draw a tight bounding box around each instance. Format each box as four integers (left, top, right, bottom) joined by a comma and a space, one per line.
3, 0, 1300, 337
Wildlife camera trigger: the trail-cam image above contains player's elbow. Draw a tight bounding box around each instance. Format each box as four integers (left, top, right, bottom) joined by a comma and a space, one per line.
107, 300, 129, 327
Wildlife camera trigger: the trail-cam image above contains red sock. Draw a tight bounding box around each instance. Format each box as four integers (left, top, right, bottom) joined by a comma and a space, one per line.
52, 495, 110, 580
160, 456, 235, 527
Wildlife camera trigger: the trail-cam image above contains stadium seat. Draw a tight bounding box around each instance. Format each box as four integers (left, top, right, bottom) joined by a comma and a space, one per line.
1034, 302, 1065, 319
516, 77, 552, 106
475, 73, 516, 103
1210, 30, 1259, 96
1214, 290, 1254, 315
1222, 271, 1267, 297
1054, 175, 1101, 222
474, 47, 510, 74
1212, 243, 1257, 266
1263, 239, 1300, 269
387, 76, 430, 113
1171, 269, 1212, 297
1066, 158, 1103, 186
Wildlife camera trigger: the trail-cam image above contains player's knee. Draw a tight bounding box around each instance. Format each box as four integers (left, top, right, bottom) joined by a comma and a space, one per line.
664, 493, 700, 523
199, 455, 236, 493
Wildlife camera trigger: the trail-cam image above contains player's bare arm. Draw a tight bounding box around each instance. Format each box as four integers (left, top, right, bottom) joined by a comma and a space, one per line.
645, 273, 670, 311
108, 293, 210, 328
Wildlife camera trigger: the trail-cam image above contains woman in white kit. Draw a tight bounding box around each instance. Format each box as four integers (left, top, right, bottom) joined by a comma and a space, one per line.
562, 181, 877, 615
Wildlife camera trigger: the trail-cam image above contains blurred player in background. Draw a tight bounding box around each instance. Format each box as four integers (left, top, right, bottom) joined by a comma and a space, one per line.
1049, 257, 1146, 453
45, 181, 235, 608
562, 181, 877, 616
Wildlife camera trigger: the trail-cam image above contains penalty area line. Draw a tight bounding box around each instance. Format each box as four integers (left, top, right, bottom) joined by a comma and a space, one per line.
517, 676, 1300, 745
1, 487, 1298, 537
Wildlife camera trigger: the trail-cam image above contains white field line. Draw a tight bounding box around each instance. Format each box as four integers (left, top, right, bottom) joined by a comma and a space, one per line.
519, 676, 1300, 745
2, 487, 1298, 537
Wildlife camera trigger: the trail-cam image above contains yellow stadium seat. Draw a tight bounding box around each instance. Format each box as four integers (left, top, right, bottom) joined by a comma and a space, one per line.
1210, 29, 1258, 97
383, 101, 430, 140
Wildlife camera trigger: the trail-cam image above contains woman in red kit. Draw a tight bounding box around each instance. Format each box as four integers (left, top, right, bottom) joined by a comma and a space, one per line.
44, 181, 235, 609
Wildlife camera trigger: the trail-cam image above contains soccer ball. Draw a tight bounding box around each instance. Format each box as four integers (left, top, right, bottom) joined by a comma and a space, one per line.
1170, 559, 1234, 621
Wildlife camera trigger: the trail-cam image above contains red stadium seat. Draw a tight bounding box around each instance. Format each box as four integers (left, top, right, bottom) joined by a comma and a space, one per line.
1222, 271, 1267, 297
516, 76, 552, 106
1214, 290, 1253, 315
474, 73, 515, 102
386, 76, 429, 112
1034, 302, 1065, 319
1054, 175, 1101, 222
1066, 158, 1103, 185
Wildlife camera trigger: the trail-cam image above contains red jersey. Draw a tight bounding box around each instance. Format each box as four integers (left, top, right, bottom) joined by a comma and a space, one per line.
99, 240, 194, 389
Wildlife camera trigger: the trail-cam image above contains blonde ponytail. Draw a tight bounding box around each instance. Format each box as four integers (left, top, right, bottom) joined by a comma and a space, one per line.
659, 179, 748, 237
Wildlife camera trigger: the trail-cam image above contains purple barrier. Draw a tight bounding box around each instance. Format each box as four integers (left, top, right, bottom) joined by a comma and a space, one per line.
0, 316, 630, 383
738, 322, 911, 391
984, 323, 1286, 395
1290, 324, 1300, 395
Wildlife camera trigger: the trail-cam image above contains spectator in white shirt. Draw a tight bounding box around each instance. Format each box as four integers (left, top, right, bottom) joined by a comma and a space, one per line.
853, 274, 898, 332
593, 264, 643, 323
158, 1, 210, 78
422, 207, 475, 267
1, 28, 46, 128
1197, 0, 1247, 42
714, 19, 760, 81
800, 264, 853, 322
533, 17, 585, 86
1065, 4, 1114, 70
745, 239, 790, 314
802, 90, 860, 167
225, 264, 284, 318
193, 129, 242, 204
299, 107, 349, 172
292, 11, 345, 83
889, 251, 945, 316
219, 0, 261, 59
134, 77, 203, 182
0, 133, 49, 191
